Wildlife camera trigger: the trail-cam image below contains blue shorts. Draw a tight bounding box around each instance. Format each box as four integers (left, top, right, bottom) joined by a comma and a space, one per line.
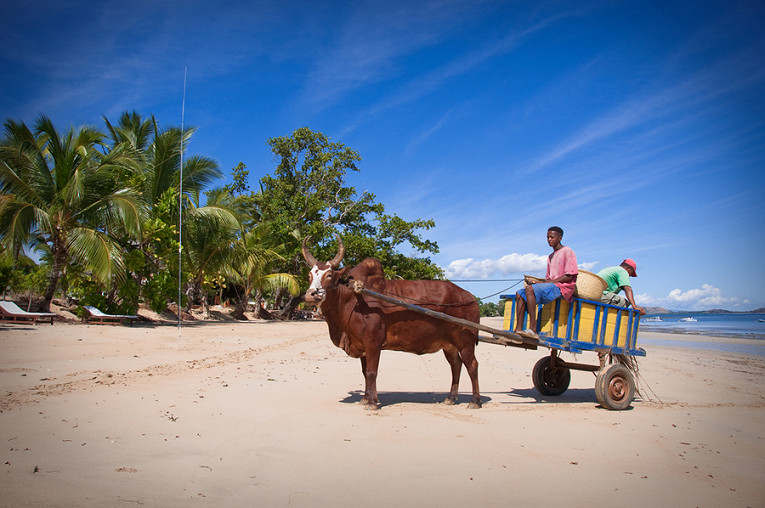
517, 283, 562, 305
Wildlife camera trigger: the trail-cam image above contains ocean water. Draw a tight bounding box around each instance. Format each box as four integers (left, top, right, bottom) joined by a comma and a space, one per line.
639, 313, 765, 340
638, 313, 765, 357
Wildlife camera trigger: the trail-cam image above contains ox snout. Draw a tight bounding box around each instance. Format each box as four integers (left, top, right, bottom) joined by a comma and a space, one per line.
304, 288, 325, 304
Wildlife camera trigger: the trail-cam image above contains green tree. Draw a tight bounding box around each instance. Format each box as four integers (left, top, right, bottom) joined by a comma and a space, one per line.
103, 111, 224, 315
0, 250, 36, 300
224, 223, 299, 319
181, 187, 240, 316
477, 300, 504, 317
0, 115, 142, 311
256, 127, 443, 316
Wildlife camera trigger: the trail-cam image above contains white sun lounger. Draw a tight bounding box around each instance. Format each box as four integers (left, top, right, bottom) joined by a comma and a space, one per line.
82, 305, 139, 324
0, 301, 56, 324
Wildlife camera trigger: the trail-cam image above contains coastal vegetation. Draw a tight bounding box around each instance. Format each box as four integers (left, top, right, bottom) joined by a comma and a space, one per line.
0, 114, 443, 319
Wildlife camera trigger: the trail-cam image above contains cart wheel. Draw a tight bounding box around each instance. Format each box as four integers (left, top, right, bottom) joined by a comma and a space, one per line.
532, 356, 571, 396
595, 364, 634, 410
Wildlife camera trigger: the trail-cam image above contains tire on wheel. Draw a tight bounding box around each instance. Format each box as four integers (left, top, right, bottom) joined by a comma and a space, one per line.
595, 364, 635, 410
532, 356, 571, 396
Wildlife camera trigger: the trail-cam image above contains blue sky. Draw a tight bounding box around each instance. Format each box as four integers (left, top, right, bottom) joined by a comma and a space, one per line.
2, 1, 764, 311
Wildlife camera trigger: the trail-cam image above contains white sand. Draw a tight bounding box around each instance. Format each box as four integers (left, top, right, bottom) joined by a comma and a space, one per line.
1, 317, 764, 507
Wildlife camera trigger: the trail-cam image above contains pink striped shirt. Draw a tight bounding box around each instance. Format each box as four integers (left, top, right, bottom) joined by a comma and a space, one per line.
546, 246, 578, 302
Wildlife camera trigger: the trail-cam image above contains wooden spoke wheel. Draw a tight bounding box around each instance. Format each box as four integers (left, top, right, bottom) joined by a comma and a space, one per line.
532, 355, 571, 396
595, 364, 635, 410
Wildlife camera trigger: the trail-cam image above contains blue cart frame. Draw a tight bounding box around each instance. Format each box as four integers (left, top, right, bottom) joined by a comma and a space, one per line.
492, 294, 646, 410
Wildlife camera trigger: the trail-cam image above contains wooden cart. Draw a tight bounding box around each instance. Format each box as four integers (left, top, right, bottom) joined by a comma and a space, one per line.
351, 283, 644, 410
496, 294, 645, 410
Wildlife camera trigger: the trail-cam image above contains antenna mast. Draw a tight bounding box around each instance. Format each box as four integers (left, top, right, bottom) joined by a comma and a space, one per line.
178, 67, 187, 336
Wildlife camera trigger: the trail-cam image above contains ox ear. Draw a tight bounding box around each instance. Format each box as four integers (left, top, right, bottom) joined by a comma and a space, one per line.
330, 233, 345, 269
335, 265, 352, 279
302, 236, 319, 267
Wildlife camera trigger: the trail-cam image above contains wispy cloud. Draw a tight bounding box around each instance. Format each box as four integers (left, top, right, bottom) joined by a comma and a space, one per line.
301, 1, 489, 109
404, 112, 452, 155
366, 12, 574, 117
523, 43, 765, 175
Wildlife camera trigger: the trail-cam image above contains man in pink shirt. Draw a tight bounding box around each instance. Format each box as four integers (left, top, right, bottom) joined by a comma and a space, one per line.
514, 226, 578, 339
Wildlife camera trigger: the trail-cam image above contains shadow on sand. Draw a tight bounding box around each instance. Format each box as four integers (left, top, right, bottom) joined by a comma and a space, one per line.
339, 387, 632, 410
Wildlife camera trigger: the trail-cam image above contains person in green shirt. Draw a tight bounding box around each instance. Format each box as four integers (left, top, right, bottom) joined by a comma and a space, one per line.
597, 259, 646, 315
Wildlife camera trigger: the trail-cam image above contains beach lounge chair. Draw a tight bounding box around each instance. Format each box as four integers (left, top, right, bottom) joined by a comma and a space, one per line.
82, 305, 139, 325
0, 301, 56, 324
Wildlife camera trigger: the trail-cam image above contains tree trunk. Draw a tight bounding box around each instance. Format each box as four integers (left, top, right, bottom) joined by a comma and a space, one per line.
277, 294, 303, 320
253, 290, 271, 319
185, 284, 197, 313
41, 250, 66, 313
202, 293, 210, 320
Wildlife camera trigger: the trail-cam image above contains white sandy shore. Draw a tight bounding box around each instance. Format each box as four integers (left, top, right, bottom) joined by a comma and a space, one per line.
1, 317, 764, 507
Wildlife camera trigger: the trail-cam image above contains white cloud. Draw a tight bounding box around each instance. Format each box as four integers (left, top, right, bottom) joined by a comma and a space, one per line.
445, 254, 601, 280
445, 253, 546, 279
637, 284, 742, 310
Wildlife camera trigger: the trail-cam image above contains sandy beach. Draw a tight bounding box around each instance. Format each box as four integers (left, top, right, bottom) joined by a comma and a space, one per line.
1, 315, 764, 507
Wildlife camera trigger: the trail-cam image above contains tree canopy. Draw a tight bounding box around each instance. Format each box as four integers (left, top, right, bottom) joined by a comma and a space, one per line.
0, 117, 444, 319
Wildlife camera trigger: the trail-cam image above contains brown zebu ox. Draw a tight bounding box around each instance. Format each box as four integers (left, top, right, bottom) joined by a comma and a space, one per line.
302, 236, 481, 408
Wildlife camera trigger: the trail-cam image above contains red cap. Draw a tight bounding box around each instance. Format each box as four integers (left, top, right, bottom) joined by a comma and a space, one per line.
622, 258, 637, 277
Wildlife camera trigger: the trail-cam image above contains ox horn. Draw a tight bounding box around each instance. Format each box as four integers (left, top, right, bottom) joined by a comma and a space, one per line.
329, 233, 345, 269
301, 236, 319, 267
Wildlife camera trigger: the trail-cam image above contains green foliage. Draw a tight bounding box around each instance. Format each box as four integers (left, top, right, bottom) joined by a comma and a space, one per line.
0, 115, 143, 310
0, 252, 40, 296
143, 270, 183, 313
15, 263, 51, 302
477, 300, 504, 317
0, 252, 19, 295
257, 127, 443, 282
225, 162, 249, 195
1, 116, 446, 318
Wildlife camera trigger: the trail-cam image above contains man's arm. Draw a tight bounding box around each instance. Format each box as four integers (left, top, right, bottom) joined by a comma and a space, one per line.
527, 274, 574, 284
623, 286, 646, 315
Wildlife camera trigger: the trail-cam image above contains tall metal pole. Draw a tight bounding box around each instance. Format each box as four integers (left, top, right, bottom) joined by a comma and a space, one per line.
178, 67, 187, 336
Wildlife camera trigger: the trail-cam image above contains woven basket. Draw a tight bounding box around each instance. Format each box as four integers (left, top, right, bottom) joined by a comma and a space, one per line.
574, 270, 607, 300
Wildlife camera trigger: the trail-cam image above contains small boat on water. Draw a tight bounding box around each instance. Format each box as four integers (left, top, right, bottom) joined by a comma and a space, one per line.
679, 316, 697, 322
645, 316, 663, 322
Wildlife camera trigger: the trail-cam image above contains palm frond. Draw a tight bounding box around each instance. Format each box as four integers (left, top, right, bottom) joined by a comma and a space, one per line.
67, 227, 125, 284
0, 200, 41, 250
262, 273, 300, 296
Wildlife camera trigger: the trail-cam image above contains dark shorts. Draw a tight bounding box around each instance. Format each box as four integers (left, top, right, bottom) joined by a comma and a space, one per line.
601, 292, 629, 307
517, 283, 562, 305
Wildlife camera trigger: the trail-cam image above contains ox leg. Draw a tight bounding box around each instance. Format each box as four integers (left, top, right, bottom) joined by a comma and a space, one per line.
360, 351, 381, 408
442, 347, 462, 405
459, 342, 481, 409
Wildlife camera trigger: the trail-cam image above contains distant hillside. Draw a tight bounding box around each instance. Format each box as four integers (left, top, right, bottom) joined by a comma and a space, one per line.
571, 305, 764, 315
646, 307, 765, 315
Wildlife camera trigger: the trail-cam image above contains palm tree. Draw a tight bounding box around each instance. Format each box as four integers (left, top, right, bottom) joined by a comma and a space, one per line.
104, 111, 222, 209
102, 111, 224, 314
0, 115, 142, 311
181, 204, 240, 317
224, 223, 299, 319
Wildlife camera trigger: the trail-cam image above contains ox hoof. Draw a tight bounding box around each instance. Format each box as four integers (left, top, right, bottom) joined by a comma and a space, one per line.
442, 398, 457, 406
360, 400, 380, 410
467, 401, 482, 409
